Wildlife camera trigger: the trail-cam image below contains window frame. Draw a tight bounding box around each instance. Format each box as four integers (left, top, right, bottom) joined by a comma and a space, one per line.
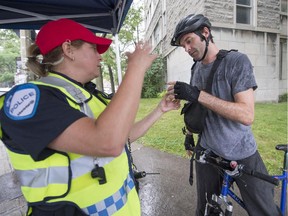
281, 0, 287, 14
162, 11, 166, 37
279, 38, 287, 81
153, 21, 161, 46
235, 0, 253, 25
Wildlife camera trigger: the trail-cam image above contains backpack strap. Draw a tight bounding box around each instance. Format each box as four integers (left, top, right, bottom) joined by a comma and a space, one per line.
190, 49, 238, 86
205, 49, 238, 93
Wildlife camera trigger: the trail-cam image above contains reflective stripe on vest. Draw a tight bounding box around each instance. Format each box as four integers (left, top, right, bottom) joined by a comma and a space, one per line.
82, 174, 134, 216
15, 166, 68, 187
6, 148, 70, 202
38, 76, 94, 118
13, 151, 121, 189
70, 154, 116, 179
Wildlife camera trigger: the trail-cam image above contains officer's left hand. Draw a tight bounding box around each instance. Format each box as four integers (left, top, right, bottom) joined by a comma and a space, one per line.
158, 93, 181, 113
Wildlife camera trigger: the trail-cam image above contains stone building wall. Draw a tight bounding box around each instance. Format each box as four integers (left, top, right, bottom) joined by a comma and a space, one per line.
257, 0, 280, 29
144, 0, 287, 102
204, 0, 234, 25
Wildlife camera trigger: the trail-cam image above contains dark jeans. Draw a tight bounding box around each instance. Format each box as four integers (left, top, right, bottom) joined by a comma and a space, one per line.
195, 147, 281, 216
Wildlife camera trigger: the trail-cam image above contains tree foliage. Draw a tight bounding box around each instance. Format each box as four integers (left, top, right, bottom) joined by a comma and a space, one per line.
101, 4, 144, 91
101, 4, 166, 98
0, 30, 20, 86
118, 6, 143, 51
142, 54, 166, 98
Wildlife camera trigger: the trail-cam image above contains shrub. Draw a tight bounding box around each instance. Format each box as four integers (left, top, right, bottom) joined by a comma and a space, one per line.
279, 93, 287, 103
141, 55, 166, 98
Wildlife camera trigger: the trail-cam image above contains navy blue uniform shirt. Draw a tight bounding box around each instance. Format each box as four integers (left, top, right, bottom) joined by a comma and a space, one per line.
0, 82, 86, 161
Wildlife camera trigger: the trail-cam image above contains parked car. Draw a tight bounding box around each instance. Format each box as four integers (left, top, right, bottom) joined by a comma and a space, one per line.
0, 88, 11, 96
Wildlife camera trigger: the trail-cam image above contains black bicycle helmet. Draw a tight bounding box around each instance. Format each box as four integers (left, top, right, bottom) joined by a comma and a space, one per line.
171, 14, 211, 46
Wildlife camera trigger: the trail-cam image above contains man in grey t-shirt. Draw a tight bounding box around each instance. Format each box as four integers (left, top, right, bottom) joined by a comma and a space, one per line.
168, 14, 281, 216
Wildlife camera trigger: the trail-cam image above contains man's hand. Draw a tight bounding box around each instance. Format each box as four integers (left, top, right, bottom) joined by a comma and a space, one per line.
174, 81, 200, 102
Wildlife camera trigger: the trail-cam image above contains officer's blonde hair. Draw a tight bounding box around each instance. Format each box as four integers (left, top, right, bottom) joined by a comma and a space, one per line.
26, 40, 84, 77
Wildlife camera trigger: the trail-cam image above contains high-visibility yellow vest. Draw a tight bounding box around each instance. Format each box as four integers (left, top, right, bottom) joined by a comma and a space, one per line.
0, 73, 140, 216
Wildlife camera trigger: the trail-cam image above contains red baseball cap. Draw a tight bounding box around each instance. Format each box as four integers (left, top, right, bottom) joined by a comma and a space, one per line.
36, 18, 112, 55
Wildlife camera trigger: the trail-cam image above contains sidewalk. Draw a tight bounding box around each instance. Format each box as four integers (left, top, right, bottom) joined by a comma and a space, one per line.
0, 141, 27, 216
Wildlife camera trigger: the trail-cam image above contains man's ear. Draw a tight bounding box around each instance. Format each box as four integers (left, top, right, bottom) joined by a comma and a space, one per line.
201, 27, 210, 39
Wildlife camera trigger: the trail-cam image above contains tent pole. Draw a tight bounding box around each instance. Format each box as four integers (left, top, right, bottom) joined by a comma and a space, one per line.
114, 34, 122, 86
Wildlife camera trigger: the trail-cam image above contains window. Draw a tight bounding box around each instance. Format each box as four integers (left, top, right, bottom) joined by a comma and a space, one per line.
280, 39, 287, 80
281, 0, 287, 13
151, 1, 154, 13
162, 0, 166, 36
162, 0, 166, 12
236, 0, 252, 24
162, 11, 166, 36
145, 8, 151, 30
153, 22, 161, 46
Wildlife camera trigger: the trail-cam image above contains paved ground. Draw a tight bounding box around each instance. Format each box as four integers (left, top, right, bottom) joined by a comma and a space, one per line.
132, 143, 248, 216
0, 142, 282, 216
0, 142, 27, 216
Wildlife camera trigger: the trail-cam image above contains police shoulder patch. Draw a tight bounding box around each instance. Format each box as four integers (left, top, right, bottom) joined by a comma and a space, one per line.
4, 83, 40, 120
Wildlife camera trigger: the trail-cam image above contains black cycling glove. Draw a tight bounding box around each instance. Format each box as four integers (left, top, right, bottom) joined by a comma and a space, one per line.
174, 81, 200, 102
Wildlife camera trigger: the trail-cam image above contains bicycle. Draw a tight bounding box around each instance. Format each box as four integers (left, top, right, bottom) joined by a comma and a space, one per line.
195, 144, 287, 216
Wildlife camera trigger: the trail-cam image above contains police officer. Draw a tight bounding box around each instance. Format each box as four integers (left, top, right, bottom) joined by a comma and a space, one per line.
0, 18, 180, 216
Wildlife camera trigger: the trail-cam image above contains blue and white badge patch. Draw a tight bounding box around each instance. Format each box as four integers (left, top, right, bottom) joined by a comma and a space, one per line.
4, 83, 40, 120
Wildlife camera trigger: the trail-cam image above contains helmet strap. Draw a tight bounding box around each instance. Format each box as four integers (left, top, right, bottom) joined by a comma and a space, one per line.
194, 31, 210, 61
199, 38, 209, 61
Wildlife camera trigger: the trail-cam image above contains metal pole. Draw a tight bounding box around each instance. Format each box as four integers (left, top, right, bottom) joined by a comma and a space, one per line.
114, 34, 122, 85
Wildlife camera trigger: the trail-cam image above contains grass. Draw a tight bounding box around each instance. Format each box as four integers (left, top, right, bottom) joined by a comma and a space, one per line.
135, 99, 287, 174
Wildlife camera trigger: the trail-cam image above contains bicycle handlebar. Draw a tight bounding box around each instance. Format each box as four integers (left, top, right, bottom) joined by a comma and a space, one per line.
197, 151, 280, 186
239, 165, 279, 186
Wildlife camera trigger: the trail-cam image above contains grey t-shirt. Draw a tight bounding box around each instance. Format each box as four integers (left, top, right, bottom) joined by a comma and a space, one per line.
191, 51, 258, 160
